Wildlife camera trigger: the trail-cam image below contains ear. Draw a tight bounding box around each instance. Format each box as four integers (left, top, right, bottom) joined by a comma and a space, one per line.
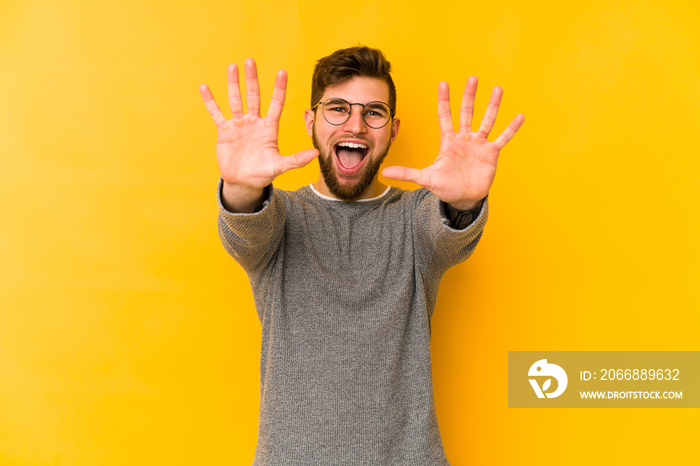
390, 117, 400, 143
304, 109, 315, 137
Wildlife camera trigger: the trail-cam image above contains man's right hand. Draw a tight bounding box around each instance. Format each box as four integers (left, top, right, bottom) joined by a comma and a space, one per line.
199, 59, 318, 213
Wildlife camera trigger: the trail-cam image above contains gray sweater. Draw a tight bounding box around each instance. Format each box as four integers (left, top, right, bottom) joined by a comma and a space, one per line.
217, 180, 488, 465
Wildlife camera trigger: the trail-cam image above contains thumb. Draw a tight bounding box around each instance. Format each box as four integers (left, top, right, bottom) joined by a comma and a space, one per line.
381, 166, 423, 185
277, 148, 319, 175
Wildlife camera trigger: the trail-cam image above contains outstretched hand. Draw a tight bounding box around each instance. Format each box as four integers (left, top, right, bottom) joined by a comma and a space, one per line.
200, 59, 318, 210
382, 77, 524, 210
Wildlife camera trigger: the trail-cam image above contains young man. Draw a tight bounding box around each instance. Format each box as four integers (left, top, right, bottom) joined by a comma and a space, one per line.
200, 46, 523, 465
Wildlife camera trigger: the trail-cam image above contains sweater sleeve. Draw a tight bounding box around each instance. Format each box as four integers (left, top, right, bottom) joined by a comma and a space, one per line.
216, 178, 286, 274
413, 190, 489, 277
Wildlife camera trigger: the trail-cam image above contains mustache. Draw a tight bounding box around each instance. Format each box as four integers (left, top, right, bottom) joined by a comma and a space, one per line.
310, 125, 373, 150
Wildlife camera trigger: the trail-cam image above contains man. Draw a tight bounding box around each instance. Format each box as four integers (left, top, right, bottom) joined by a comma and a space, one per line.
199, 46, 523, 465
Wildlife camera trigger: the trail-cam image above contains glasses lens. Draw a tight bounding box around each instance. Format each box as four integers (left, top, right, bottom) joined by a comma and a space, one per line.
363, 102, 391, 128
322, 99, 351, 125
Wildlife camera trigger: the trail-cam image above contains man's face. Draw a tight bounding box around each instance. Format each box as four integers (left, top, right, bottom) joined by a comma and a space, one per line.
305, 76, 400, 201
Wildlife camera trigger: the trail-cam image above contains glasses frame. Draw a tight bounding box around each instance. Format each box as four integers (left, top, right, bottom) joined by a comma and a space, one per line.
312, 98, 396, 129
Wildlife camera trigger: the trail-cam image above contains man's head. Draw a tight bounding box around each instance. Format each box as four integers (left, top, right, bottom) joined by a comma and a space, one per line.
305, 46, 400, 201
310, 46, 396, 112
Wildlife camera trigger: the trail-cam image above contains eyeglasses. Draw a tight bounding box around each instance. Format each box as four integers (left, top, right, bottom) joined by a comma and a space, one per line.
312, 98, 395, 129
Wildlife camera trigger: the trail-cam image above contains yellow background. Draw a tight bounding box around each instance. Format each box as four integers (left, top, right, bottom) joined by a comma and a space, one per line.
2, 0, 698, 464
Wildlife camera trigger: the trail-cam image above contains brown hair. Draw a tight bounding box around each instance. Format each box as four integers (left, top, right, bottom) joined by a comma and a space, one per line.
311, 46, 396, 111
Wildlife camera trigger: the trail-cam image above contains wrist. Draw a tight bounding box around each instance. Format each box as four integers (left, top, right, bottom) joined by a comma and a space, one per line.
221, 181, 266, 213
448, 198, 484, 212
444, 197, 485, 230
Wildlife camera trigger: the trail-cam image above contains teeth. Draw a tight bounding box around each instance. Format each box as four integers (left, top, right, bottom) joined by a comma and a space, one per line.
337, 142, 368, 149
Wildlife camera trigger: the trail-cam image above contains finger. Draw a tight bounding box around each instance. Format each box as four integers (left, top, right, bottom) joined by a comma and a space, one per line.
227, 64, 244, 118
267, 69, 287, 123
493, 113, 525, 150
476, 86, 503, 139
381, 165, 424, 185
274, 148, 319, 175
244, 58, 261, 117
437, 81, 454, 136
459, 76, 478, 133
199, 83, 227, 126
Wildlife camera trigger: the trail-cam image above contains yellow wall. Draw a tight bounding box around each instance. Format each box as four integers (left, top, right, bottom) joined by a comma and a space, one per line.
1, 0, 698, 464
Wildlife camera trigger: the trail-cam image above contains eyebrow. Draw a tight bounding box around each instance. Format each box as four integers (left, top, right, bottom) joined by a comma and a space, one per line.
326, 97, 390, 105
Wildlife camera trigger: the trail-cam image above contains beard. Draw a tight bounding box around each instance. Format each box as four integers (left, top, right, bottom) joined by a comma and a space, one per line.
312, 126, 391, 201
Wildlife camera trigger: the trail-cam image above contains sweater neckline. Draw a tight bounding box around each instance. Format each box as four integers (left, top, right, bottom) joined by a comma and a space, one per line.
308, 184, 392, 202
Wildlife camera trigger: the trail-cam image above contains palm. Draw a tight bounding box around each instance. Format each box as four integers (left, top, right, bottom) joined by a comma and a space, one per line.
383, 77, 524, 209
200, 59, 318, 190
215, 113, 285, 189
425, 130, 499, 204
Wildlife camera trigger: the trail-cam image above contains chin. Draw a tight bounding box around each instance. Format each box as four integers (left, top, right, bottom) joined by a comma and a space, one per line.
312, 128, 391, 201
321, 163, 370, 201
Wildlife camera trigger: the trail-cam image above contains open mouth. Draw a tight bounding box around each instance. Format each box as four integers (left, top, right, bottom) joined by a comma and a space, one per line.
334, 141, 369, 174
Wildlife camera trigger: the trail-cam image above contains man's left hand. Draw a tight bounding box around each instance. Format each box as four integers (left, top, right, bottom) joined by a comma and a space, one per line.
382, 77, 524, 211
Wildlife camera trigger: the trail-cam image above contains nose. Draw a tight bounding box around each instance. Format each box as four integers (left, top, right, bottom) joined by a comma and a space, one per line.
342, 104, 368, 133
